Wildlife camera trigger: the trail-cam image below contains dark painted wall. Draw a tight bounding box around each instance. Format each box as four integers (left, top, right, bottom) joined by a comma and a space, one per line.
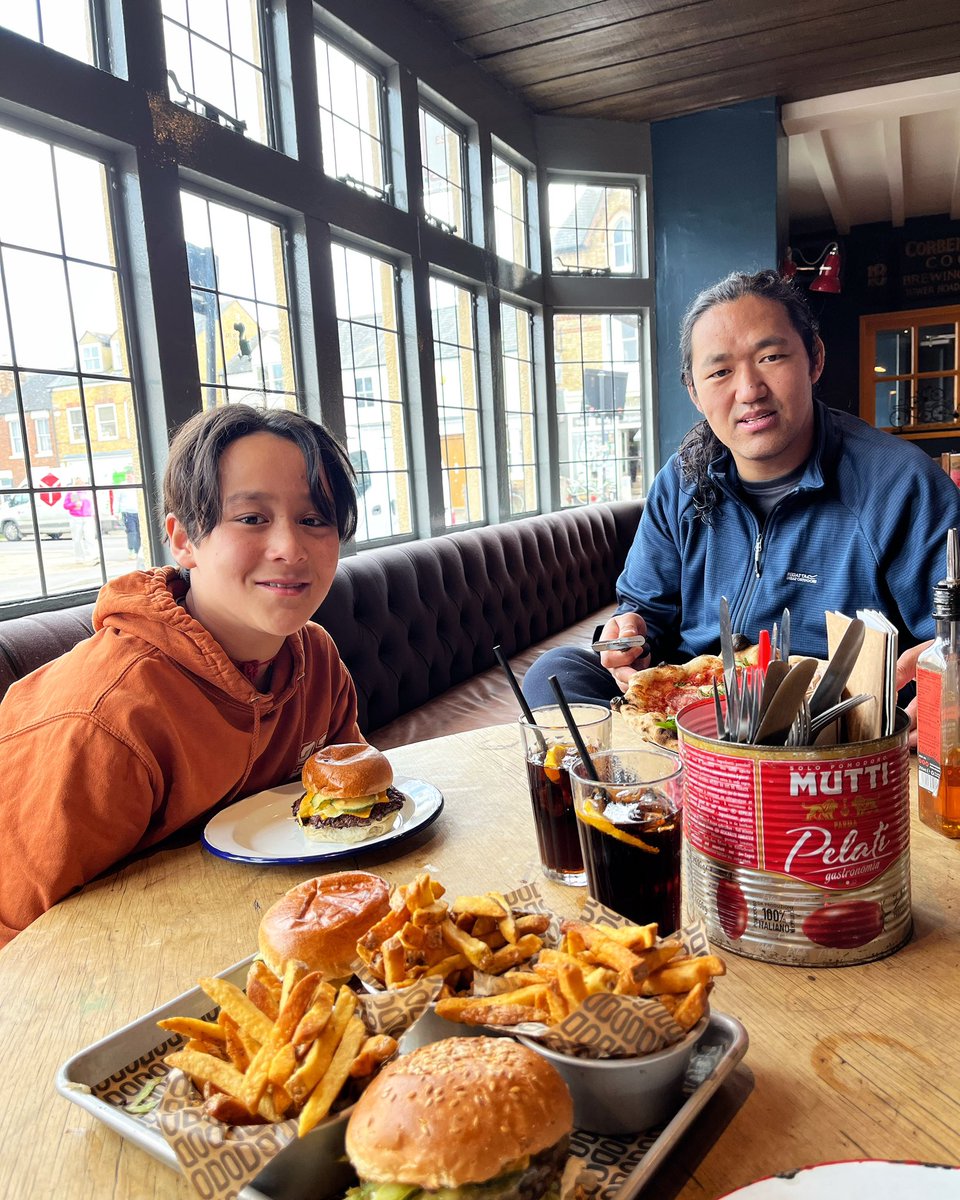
651, 98, 782, 463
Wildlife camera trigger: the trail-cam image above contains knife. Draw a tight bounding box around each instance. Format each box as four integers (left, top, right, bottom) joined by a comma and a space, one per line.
780, 608, 791, 663
808, 618, 866, 719
719, 597, 738, 739
754, 658, 820, 744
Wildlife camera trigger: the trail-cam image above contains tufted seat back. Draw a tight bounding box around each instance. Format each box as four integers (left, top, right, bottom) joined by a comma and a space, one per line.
314, 501, 642, 734
0, 603, 96, 701
0, 502, 643, 737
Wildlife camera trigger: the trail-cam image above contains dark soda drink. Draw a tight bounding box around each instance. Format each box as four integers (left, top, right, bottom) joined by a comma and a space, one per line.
524, 753, 586, 883
576, 789, 682, 932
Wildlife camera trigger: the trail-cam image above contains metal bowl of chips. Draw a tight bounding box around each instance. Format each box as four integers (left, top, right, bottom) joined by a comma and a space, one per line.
518, 1015, 708, 1134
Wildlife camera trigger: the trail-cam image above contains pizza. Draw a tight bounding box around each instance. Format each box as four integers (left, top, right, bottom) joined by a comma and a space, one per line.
614, 647, 760, 750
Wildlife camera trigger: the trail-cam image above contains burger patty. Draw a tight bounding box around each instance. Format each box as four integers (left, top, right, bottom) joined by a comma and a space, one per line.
501, 1135, 570, 1200
294, 785, 406, 830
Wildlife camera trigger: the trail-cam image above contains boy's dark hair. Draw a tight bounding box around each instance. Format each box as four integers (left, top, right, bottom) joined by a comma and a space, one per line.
162, 405, 357, 543
676, 269, 821, 521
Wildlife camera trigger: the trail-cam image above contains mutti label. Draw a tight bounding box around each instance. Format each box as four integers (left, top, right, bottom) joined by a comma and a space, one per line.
758, 754, 909, 890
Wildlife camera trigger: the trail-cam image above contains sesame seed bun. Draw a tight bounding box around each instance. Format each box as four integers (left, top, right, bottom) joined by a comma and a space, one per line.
345, 1037, 573, 1190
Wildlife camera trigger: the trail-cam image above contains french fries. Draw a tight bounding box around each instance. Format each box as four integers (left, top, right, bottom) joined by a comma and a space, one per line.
435, 918, 724, 1033
356, 872, 549, 995
159, 958, 397, 1136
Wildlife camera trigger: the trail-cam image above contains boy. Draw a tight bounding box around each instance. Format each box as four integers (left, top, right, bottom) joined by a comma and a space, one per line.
0, 405, 362, 947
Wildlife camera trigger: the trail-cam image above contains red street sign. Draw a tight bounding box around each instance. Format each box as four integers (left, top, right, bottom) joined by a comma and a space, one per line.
38, 472, 61, 506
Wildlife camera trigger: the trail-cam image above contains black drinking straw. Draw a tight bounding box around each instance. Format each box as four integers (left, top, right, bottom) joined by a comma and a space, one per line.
493, 644, 547, 753
547, 674, 600, 781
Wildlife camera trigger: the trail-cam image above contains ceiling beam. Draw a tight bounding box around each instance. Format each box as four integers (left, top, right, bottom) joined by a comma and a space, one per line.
882, 116, 905, 228
802, 130, 850, 235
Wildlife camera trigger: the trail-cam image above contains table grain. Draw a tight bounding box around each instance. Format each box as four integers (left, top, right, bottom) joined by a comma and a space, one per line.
0, 721, 957, 1200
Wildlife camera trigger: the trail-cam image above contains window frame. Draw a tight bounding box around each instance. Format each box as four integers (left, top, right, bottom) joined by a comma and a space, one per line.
418, 99, 469, 240
547, 174, 641, 278
492, 149, 529, 268
860, 305, 960, 437
314, 27, 392, 204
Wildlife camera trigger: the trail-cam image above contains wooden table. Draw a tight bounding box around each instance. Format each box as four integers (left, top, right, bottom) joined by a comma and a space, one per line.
1, 721, 958, 1199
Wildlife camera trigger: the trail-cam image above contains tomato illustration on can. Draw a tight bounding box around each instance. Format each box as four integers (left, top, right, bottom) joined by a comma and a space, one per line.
802, 899, 885, 948
716, 878, 749, 940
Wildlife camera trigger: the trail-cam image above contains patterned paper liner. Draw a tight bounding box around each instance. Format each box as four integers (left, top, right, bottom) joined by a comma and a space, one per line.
92, 975, 437, 1200
472, 897, 713, 1058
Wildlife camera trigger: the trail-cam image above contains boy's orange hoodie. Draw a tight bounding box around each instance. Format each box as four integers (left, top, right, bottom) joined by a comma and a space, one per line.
0, 568, 362, 947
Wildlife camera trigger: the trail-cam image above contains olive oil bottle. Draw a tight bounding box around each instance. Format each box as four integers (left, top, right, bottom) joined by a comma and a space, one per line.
917, 527, 960, 837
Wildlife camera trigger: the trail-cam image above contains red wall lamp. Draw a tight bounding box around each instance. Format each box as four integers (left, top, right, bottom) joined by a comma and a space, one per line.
780, 242, 842, 294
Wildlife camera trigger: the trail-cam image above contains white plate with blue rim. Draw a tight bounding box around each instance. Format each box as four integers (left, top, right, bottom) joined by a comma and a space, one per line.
719, 1161, 960, 1198
201, 776, 443, 865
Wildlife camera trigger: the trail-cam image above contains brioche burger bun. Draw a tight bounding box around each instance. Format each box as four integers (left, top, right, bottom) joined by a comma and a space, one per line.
258, 871, 391, 980
293, 743, 404, 844
345, 1037, 575, 1200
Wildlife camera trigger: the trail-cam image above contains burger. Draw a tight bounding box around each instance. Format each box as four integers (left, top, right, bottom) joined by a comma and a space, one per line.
258, 871, 391, 980
293, 743, 405, 844
344, 1037, 575, 1200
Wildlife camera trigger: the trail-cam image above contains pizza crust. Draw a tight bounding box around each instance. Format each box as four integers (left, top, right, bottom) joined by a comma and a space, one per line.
616, 706, 679, 751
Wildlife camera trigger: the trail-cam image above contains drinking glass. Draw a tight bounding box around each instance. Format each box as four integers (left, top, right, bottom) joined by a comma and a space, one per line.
519, 704, 612, 885
570, 747, 683, 932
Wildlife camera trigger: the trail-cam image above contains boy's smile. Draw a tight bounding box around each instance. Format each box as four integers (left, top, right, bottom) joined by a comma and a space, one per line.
167, 431, 341, 665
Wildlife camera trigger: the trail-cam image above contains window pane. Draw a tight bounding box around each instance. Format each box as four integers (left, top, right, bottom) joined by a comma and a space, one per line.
918, 324, 956, 374
431, 277, 481, 527
553, 311, 644, 506
162, 0, 269, 144
182, 192, 298, 410
549, 180, 636, 275
493, 154, 527, 267
501, 302, 538, 515
877, 380, 912, 428
316, 36, 387, 198
419, 107, 465, 236
0, 0, 96, 65
0, 128, 61, 253
332, 243, 412, 543
874, 327, 911, 376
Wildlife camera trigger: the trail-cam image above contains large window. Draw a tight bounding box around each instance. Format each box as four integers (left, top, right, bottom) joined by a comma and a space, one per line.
553, 312, 644, 507
419, 106, 466, 237
0, 0, 96, 64
316, 35, 388, 201
501, 302, 538, 515
548, 180, 637, 275
861, 307, 960, 435
431, 277, 483, 527
493, 154, 527, 267
0, 124, 146, 605
161, 0, 269, 143
181, 191, 298, 412
332, 243, 411, 543
0, 3, 655, 616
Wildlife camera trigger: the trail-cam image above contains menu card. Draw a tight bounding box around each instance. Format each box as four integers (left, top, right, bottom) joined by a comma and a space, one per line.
825, 609, 898, 741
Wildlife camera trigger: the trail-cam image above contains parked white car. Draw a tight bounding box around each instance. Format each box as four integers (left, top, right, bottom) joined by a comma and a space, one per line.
0, 492, 119, 542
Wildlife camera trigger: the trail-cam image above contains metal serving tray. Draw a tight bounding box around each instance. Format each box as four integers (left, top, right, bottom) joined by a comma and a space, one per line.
57, 958, 748, 1200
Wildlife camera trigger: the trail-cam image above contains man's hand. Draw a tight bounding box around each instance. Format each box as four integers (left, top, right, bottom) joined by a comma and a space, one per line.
598, 614, 650, 693
896, 639, 932, 749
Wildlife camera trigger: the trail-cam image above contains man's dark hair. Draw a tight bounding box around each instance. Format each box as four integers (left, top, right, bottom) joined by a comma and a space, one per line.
162, 404, 358, 543
676, 269, 820, 520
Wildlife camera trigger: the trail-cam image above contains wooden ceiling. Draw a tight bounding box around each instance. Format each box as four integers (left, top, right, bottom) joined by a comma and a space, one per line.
407, 0, 960, 124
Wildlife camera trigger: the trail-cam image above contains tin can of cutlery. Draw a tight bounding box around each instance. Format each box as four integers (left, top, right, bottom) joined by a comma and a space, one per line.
676, 697, 911, 966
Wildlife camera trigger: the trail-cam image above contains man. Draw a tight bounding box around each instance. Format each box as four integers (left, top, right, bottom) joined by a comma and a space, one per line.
523, 269, 960, 712
117, 469, 142, 559
0, 405, 363, 946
